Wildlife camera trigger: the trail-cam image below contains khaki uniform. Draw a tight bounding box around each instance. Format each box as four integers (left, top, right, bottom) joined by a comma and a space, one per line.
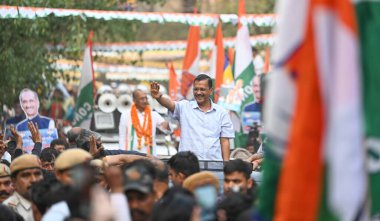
3, 191, 34, 221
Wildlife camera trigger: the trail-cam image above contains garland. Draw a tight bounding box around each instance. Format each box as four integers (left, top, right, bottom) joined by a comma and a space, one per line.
131, 104, 152, 153
0, 6, 276, 27
91, 34, 273, 52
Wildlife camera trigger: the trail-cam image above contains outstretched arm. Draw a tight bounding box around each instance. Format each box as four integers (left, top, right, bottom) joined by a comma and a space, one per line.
150, 82, 176, 113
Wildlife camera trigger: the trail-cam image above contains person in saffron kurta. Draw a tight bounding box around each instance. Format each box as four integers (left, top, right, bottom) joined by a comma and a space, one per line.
118, 89, 169, 155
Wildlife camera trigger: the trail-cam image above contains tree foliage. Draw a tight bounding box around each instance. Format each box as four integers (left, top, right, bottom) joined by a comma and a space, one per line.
0, 0, 274, 109
0, 0, 160, 108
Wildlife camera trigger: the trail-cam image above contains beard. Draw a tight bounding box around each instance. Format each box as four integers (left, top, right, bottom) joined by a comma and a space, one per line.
131, 208, 148, 221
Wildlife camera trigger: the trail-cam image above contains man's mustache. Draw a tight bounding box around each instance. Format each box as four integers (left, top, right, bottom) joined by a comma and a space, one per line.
0, 191, 10, 198
131, 209, 147, 218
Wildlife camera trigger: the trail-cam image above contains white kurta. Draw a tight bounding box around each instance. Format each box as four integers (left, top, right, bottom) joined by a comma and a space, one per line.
119, 109, 164, 155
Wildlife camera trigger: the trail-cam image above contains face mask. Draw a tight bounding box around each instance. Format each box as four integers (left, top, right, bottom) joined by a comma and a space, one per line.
194, 185, 217, 210
232, 185, 241, 193
168, 180, 174, 188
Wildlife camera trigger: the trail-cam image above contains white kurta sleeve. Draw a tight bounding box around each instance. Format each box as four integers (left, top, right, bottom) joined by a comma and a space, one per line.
118, 112, 128, 150
110, 193, 132, 221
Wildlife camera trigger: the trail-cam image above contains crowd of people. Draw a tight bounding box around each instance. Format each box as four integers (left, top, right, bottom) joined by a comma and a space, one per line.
0, 56, 266, 220
0, 123, 259, 221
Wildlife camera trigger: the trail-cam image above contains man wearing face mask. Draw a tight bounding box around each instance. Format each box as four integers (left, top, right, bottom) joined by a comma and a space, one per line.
223, 159, 253, 196
151, 74, 235, 161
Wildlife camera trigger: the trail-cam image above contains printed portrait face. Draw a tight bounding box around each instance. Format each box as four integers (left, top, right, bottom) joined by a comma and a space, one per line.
19, 89, 40, 118
252, 76, 261, 102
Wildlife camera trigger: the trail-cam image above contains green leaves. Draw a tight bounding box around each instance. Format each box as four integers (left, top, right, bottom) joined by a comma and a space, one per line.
0, 0, 144, 107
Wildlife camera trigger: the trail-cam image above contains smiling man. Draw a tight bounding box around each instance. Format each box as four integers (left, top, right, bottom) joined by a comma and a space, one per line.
151, 74, 235, 161
16, 88, 55, 132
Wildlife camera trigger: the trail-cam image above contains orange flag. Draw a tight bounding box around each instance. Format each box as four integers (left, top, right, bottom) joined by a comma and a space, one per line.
237, 0, 245, 28
180, 24, 200, 97
227, 48, 235, 67
168, 62, 179, 100
213, 18, 225, 102
263, 47, 270, 74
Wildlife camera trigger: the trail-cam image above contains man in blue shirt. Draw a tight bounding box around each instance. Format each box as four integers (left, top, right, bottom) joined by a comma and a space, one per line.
16, 88, 55, 132
150, 74, 235, 161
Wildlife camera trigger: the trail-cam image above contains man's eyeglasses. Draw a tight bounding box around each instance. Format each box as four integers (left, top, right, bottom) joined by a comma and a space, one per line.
193, 88, 210, 92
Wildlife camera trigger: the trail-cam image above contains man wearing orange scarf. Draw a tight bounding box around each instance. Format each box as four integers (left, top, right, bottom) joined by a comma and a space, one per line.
119, 89, 169, 155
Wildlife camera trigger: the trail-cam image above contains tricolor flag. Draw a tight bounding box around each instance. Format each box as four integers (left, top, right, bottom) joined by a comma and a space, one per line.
72, 32, 95, 129
233, 0, 255, 110
259, 0, 366, 220
180, 24, 200, 98
355, 0, 380, 217
168, 62, 179, 100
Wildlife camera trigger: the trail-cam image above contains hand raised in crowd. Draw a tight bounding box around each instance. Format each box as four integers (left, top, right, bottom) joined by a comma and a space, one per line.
105, 166, 123, 193
0, 140, 7, 159
246, 153, 264, 171
150, 82, 162, 99
28, 122, 42, 143
89, 135, 104, 157
10, 125, 22, 149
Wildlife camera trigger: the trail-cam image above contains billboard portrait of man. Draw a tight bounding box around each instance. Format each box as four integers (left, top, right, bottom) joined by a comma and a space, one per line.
16, 88, 55, 131
241, 75, 262, 133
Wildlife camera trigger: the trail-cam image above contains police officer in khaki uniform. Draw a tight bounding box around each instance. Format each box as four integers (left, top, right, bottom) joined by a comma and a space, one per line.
3, 154, 43, 221
45, 149, 115, 221
0, 163, 14, 203
54, 148, 92, 185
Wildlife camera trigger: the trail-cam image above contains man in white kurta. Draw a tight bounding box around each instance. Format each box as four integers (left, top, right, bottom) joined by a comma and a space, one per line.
119, 89, 168, 156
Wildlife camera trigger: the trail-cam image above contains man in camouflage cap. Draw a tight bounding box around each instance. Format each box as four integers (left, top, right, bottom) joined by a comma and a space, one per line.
0, 163, 13, 203
123, 162, 155, 221
3, 154, 43, 221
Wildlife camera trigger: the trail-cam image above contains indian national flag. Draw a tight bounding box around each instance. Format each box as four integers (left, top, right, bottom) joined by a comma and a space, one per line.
72, 32, 95, 129
356, 0, 380, 217
233, 0, 255, 110
180, 24, 200, 98
259, 0, 366, 220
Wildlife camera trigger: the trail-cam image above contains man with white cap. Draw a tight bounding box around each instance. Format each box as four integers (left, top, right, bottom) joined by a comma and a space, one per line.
3, 154, 43, 221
